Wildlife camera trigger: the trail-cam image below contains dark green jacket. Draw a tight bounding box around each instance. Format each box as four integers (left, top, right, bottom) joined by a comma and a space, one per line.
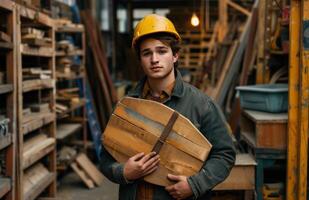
100, 70, 236, 200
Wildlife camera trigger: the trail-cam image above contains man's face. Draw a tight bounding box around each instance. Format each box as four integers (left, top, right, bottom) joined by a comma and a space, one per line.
139, 38, 178, 80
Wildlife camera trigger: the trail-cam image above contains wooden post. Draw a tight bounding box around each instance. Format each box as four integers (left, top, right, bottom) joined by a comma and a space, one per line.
287, 1, 308, 199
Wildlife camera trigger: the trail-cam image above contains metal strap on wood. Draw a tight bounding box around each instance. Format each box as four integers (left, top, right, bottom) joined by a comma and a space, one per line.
152, 111, 179, 154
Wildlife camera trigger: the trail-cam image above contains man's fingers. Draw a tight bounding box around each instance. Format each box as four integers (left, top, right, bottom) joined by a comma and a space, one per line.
131, 152, 145, 161
167, 174, 182, 182
140, 152, 157, 163
143, 155, 160, 169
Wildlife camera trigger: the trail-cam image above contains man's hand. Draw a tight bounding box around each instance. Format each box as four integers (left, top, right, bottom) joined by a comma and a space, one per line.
165, 174, 193, 200
123, 152, 160, 181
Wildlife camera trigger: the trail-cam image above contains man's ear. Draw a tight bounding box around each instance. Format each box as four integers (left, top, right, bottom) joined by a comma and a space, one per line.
173, 52, 179, 63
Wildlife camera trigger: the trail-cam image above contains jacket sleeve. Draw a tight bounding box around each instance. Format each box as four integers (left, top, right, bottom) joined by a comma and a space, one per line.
99, 146, 133, 185
187, 100, 236, 198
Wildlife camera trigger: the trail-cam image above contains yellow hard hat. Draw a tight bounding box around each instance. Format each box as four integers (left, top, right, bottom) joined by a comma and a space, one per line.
132, 14, 181, 48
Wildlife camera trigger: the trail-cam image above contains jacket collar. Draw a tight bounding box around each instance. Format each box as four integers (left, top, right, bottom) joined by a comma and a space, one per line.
128, 69, 184, 99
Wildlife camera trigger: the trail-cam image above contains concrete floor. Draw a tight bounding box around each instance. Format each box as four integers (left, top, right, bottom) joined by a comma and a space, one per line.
57, 171, 119, 200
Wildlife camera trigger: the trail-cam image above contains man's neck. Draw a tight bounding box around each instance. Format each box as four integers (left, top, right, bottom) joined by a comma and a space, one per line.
147, 72, 175, 97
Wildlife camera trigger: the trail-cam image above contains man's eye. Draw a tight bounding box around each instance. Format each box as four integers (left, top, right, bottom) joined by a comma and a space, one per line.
142, 52, 151, 56
158, 50, 167, 54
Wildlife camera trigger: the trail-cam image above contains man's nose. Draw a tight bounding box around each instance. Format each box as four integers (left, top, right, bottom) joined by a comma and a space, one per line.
151, 53, 159, 63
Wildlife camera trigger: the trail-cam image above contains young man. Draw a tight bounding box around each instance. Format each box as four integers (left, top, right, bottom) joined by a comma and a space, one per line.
100, 14, 236, 200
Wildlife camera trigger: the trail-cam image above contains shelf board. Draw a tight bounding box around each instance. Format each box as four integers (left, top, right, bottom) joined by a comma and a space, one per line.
22, 112, 55, 135
0, 178, 11, 198
0, 132, 12, 151
56, 25, 84, 33
23, 138, 55, 169
0, 41, 13, 49
24, 172, 54, 200
22, 79, 54, 93
56, 123, 82, 140
57, 100, 86, 119
56, 49, 84, 57
21, 44, 53, 57
0, 84, 13, 95
0, 0, 14, 11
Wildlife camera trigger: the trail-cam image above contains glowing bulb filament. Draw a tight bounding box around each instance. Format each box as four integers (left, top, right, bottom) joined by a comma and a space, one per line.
191, 13, 199, 27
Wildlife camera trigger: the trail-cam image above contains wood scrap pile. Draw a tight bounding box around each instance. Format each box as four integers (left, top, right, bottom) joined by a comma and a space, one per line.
56, 88, 85, 117
21, 27, 51, 47
201, 1, 257, 108
56, 57, 81, 79
80, 10, 117, 128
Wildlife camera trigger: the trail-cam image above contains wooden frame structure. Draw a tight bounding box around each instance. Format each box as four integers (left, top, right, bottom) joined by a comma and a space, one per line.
15, 3, 56, 200
0, 1, 16, 199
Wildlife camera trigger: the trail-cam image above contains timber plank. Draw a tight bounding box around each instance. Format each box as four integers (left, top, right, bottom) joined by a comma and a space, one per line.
75, 153, 104, 186
0, 41, 13, 49
0, 84, 13, 94
24, 166, 54, 200
22, 112, 55, 135
0, 31, 11, 42
0, 178, 11, 198
70, 162, 95, 189
23, 137, 55, 169
0, 132, 12, 150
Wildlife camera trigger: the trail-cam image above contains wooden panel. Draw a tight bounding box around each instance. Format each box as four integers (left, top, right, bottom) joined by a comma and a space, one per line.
103, 97, 212, 186
22, 79, 54, 92
75, 153, 104, 186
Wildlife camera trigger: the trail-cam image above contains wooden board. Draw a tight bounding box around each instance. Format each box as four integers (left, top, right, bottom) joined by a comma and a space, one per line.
70, 162, 95, 189
102, 97, 212, 186
75, 153, 104, 186
0, 178, 11, 198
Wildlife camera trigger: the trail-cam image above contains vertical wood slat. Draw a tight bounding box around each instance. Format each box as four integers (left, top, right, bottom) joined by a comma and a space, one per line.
287, 1, 308, 200
298, 0, 309, 198
1, 1, 17, 199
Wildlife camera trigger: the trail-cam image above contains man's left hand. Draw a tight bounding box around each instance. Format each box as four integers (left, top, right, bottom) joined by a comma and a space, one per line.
165, 174, 193, 200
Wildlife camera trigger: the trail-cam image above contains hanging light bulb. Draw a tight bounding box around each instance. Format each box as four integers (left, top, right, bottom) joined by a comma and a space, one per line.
191, 12, 200, 27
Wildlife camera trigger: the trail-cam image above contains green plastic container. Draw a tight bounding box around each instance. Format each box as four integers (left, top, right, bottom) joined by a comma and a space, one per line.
236, 84, 288, 113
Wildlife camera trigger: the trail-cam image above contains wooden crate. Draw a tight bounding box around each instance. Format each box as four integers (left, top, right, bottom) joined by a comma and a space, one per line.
240, 110, 287, 150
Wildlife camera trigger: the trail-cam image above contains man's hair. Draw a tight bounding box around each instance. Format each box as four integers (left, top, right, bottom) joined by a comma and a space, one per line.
134, 33, 181, 68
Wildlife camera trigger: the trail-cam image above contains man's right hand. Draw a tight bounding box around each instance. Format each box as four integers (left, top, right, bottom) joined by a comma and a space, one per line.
123, 152, 160, 181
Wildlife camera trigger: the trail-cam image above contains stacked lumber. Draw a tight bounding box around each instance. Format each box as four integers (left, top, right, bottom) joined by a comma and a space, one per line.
80, 10, 117, 128
22, 68, 52, 80
21, 27, 51, 47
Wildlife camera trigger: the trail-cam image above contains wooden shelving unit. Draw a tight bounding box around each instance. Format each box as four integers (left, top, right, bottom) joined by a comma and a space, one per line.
15, 3, 56, 200
54, 21, 87, 171
0, 1, 16, 200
